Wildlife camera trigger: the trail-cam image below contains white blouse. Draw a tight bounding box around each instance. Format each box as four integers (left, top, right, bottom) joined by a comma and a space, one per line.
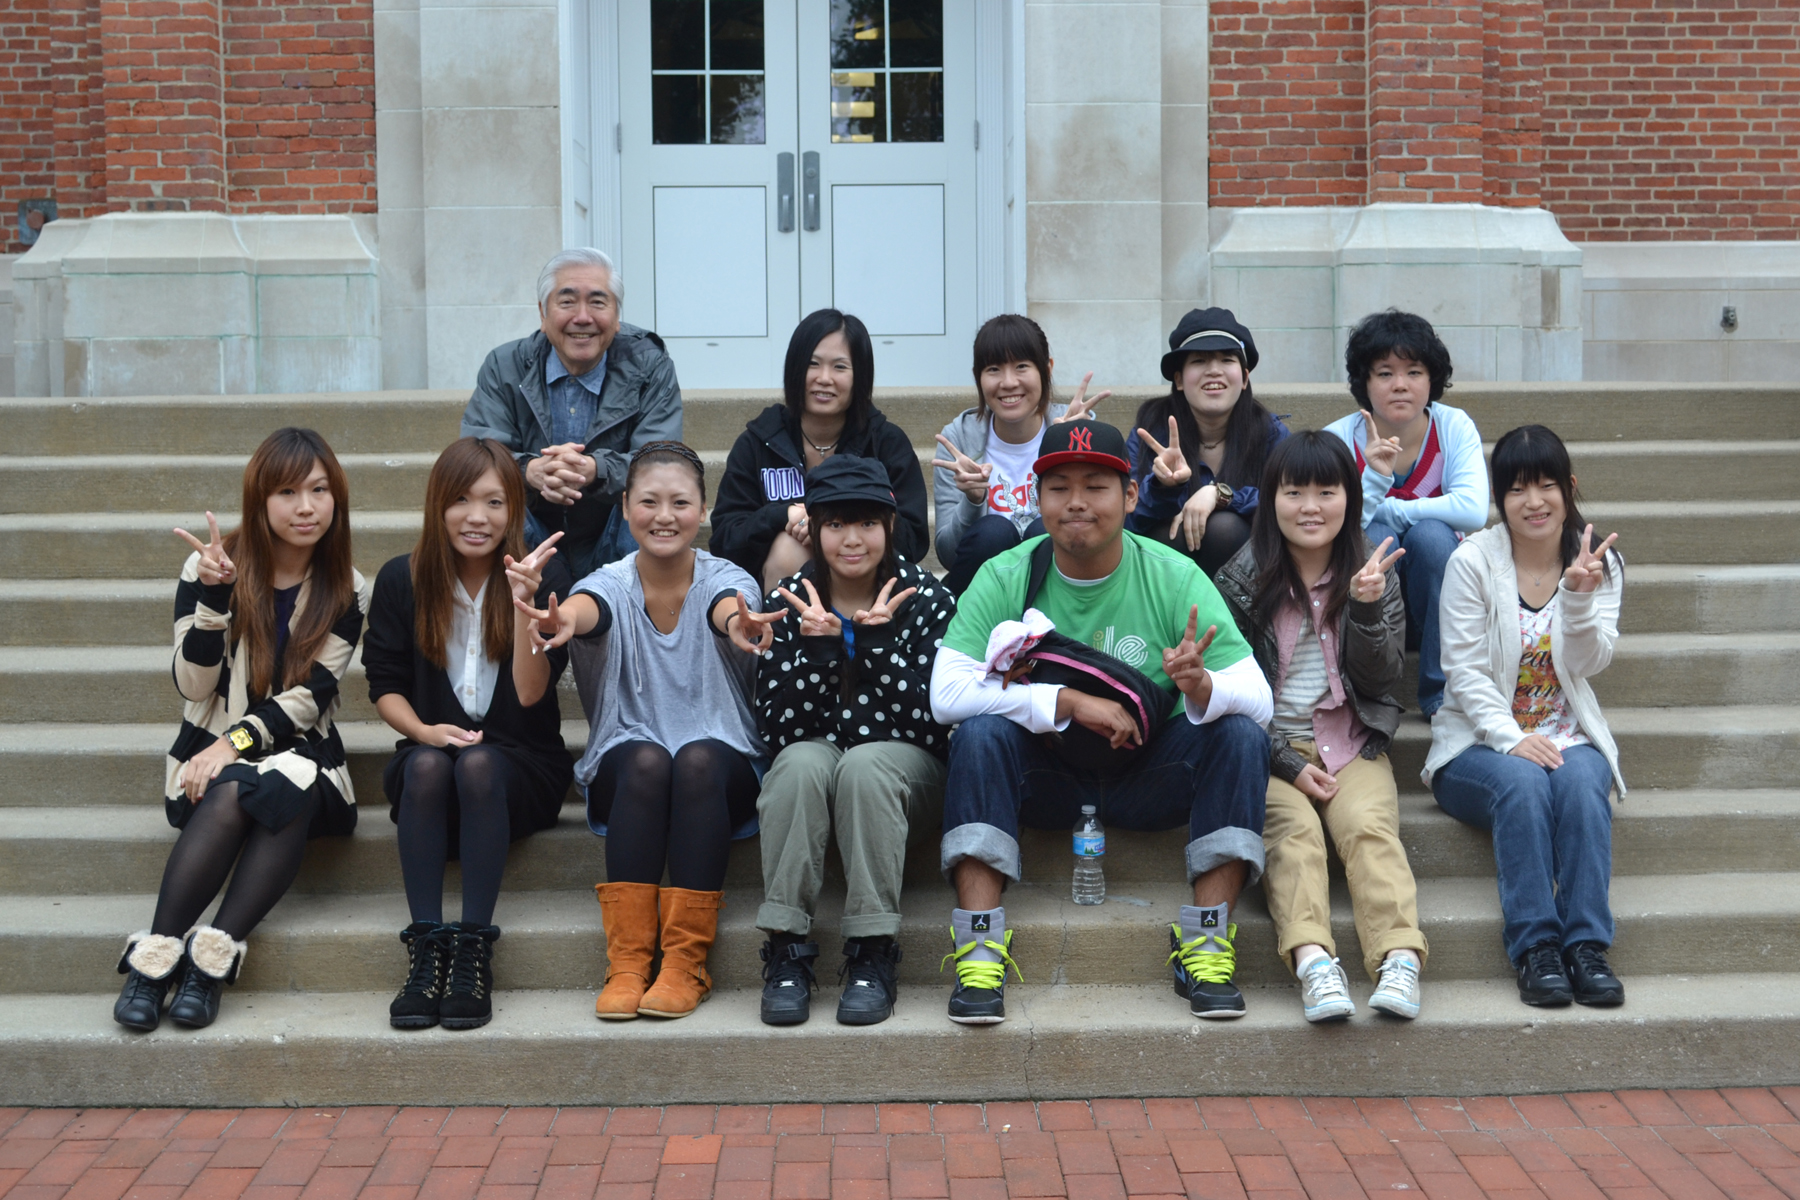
447, 578, 499, 720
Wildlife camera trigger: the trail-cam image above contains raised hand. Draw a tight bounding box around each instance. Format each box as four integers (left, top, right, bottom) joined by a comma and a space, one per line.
1294, 763, 1340, 803
932, 433, 994, 504
174, 511, 237, 586
1351, 536, 1405, 603
776, 578, 842, 639
729, 592, 788, 654
1053, 372, 1112, 424
1363, 422, 1403, 478
1135, 416, 1192, 488
504, 530, 564, 605
1162, 605, 1218, 705
512, 590, 575, 651
1509, 733, 1565, 770
1562, 524, 1618, 594
852, 576, 918, 626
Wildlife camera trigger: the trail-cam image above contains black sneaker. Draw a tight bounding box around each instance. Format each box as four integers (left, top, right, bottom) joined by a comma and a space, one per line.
1563, 942, 1625, 1007
837, 937, 901, 1026
1515, 940, 1573, 1007
942, 928, 1020, 1025
1169, 922, 1246, 1019
759, 937, 820, 1026
440, 923, 499, 1030
390, 922, 451, 1029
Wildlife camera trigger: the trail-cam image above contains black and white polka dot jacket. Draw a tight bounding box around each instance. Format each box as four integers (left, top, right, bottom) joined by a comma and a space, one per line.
757, 560, 956, 760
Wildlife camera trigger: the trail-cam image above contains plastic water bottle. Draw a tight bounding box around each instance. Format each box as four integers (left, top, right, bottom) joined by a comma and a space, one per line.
1072, 805, 1106, 905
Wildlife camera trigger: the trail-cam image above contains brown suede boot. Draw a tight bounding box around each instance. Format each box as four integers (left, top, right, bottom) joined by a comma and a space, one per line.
636, 887, 723, 1018
594, 881, 660, 1020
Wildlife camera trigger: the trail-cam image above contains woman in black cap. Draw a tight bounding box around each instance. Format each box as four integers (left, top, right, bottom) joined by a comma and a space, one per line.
1126, 307, 1289, 577
750, 455, 956, 1029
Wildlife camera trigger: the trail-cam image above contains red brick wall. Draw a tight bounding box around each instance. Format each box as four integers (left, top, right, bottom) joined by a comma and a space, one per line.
1, 0, 56, 253
1482, 0, 1544, 206
1541, 0, 1800, 240
1368, 0, 1486, 202
1209, 0, 1368, 206
101, 0, 228, 211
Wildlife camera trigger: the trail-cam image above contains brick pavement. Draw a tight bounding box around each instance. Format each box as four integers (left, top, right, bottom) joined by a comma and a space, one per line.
3, 1091, 1799, 1200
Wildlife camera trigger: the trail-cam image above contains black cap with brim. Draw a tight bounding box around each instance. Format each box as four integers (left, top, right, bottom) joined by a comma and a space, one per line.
1159, 306, 1260, 380
804, 454, 896, 511
1033, 419, 1132, 477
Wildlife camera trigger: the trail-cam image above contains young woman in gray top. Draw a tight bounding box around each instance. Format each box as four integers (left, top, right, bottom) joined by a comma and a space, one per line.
512, 442, 776, 1022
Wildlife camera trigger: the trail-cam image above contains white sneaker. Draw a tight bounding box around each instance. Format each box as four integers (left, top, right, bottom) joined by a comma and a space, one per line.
1297, 956, 1356, 1023
1370, 954, 1422, 1019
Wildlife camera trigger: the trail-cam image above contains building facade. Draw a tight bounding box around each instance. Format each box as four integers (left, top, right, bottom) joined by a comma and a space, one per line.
2, 0, 1796, 395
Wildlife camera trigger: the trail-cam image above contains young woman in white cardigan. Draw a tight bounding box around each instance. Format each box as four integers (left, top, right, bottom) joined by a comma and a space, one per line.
1425, 425, 1625, 1010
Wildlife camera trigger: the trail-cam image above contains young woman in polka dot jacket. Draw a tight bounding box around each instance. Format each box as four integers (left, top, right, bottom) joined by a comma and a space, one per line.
749, 454, 957, 1028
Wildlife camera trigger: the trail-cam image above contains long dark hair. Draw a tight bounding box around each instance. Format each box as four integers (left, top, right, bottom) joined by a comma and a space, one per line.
783, 309, 875, 436
412, 437, 527, 669
224, 427, 355, 698
1131, 349, 1275, 493
1249, 432, 1367, 630
1490, 424, 1614, 580
971, 314, 1053, 422
803, 498, 898, 616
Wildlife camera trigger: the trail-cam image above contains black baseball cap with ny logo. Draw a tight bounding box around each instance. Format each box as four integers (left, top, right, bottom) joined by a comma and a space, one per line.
1033, 419, 1132, 477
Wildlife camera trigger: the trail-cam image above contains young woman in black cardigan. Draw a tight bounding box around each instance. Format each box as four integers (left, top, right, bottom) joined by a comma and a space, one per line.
363, 436, 574, 1030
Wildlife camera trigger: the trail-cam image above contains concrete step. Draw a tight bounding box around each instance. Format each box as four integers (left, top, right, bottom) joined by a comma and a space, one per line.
4, 706, 1796, 809
8, 787, 1792, 900
9, 870, 1799, 997
4, 972, 1797, 1106
6, 384, 1800, 456
8, 441, 1792, 517
11, 563, 1798, 648
12, 630, 1797, 729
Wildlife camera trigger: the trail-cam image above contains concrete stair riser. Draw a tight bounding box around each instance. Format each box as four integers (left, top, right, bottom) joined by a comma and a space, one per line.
5, 790, 1798, 897
4, 976, 1797, 1105
10, 872, 1798, 995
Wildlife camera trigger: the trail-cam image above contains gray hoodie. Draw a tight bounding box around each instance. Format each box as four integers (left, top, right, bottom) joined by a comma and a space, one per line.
932, 404, 1069, 567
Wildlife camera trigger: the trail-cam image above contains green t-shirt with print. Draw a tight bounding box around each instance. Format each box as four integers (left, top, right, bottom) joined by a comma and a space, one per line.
943, 532, 1255, 708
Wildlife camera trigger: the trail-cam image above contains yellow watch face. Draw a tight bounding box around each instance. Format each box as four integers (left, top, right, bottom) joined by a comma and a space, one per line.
228, 727, 255, 752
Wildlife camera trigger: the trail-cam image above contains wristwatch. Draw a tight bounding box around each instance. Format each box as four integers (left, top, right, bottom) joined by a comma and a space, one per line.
227, 726, 256, 752
1211, 482, 1234, 507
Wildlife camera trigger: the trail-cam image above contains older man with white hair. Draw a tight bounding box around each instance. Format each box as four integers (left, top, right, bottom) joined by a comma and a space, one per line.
461, 248, 683, 576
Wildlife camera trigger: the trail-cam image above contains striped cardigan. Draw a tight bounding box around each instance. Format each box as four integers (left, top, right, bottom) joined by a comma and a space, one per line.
165, 549, 371, 832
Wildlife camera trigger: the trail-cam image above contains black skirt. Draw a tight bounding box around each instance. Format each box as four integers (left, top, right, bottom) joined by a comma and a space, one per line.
383, 741, 570, 858
174, 754, 357, 839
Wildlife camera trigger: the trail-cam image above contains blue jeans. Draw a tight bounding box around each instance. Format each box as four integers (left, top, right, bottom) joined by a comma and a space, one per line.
939, 712, 1269, 885
1365, 516, 1458, 716
943, 513, 1044, 596
1432, 743, 1614, 963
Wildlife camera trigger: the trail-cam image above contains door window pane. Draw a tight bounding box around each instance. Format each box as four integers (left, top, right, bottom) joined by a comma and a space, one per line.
828, 0, 941, 143
653, 0, 766, 144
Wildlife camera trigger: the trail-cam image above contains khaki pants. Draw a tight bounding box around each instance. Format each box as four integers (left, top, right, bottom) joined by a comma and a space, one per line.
1262, 740, 1427, 981
756, 739, 945, 940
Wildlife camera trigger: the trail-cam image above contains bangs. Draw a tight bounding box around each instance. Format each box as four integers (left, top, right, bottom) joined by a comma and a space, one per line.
1267, 430, 1358, 493
1490, 425, 1575, 500
973, 316, 1046, 372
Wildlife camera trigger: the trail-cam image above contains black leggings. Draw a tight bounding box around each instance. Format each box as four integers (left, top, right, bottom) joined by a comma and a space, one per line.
150, 780, 314, 941
395, 745, 513, 926
590, 739, 759, 890
1148, 508, 1252, 578
944, 513, 1045, 596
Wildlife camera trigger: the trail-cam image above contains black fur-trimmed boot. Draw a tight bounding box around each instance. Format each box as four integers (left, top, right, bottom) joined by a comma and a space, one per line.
439, 923, 499, 1030
390, 922, 453, 1029
114, 931, 185, 1032
167, 926, 246, 1029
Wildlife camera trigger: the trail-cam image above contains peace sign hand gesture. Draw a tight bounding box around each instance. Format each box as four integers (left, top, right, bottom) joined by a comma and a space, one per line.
511, 590, 575, 651
776, 578, 843, 639
932, 433, 993, 504
174, 512, 237, 587
1162, 605, 1218, 707
503, 530, 564, 606
1135, 415, 1192, 487
1053, 372, 1112, 424
1363, 422, 1403, 478
729, 593, 787, 654
853, 576, 918, 627
1562, 525, 1619, 594
1350, 536, 1405, 604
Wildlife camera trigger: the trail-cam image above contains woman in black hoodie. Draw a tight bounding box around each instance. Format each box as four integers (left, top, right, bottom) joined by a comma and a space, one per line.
709, 310, 930, 592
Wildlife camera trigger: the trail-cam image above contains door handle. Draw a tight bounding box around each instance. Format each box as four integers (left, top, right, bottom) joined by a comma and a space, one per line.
802, 151, 821, 231
776, 152, 795, 233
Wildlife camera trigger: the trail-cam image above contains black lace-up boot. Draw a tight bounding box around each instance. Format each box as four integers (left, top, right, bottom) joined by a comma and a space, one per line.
440, 923, 500, 1029
389, 922, 453, 1029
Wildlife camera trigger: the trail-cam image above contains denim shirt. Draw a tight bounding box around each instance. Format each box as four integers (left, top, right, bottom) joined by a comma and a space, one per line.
544, 350, 608, 447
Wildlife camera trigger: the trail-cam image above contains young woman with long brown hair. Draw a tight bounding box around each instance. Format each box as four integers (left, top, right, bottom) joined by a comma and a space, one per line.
362, 437, 574, 1030
114, 427, 368, 1033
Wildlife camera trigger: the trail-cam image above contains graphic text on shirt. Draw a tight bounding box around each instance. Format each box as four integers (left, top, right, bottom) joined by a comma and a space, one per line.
1091, 626, 1150, 669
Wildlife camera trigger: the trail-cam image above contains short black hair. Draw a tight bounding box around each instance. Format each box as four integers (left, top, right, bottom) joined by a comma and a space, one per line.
1490, 424, 1612, 580
783, 309, 875, 434
1344, 309, 1454, 411
971, 313, 1054, 421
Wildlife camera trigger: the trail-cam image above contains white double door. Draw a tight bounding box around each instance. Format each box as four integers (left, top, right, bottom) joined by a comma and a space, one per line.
618, 0, 976, 387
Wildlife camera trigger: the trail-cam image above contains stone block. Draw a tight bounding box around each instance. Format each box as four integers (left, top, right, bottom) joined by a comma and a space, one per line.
1027, 299, 1165, 387
258, 275, 359, 339
63, 272, 256, 340
85, 337, 225, 396
258, 337, 383, 394
1584, 339, 1727, 383
1024, 1, 1161, 105
1025, 103, 1160, 204
1245, 325, 1338, 385
1028, 201, 1162, 304
419, 4, 560, 109
376, 107, 424, 211
1159, 2, 1209, 108
423, 107, 562, 210
1589, 287, 1729, 344
374, 8, 422, 112
422, 205, 559, 309
381, 304, 428, 390
427, 303, 539, 390
1725, 338, 1800, 381
60, 213, 251, 276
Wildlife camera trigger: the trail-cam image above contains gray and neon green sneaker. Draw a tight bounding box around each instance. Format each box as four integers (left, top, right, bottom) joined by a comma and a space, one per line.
1169, 921, 1245, 1019
942, 925, 1022, 1025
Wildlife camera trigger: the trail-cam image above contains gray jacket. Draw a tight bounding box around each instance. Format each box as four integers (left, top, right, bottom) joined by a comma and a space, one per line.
1214, 540, 1406, 784
461, 325, 682, 576
932, 404, 1068, 567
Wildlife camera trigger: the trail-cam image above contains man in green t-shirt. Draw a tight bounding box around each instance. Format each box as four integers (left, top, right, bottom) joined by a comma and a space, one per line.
929, 420, 1274, 1024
